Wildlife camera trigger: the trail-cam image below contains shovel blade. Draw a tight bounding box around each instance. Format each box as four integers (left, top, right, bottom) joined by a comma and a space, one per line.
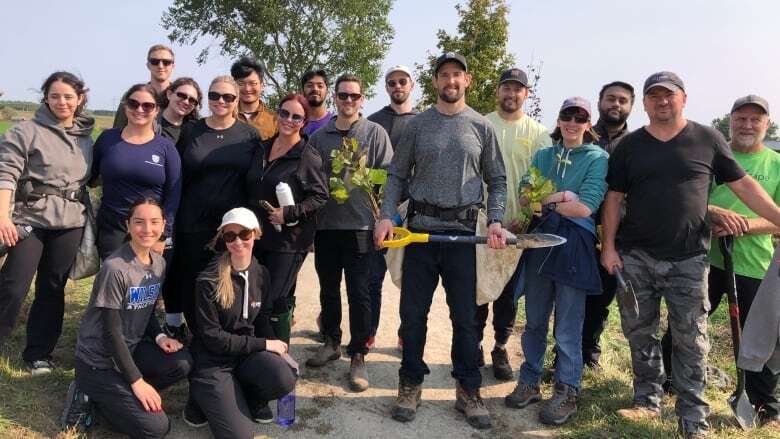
513, 233, 566, 249
728, 390, 757, 430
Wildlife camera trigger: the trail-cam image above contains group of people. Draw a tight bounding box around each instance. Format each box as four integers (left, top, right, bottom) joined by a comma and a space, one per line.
0, 42, 778, 439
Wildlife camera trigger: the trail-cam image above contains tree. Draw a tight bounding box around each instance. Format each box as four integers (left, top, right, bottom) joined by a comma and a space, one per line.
414, 0, 514, 114
162, 0, 395, 103
711, 113, 779, 141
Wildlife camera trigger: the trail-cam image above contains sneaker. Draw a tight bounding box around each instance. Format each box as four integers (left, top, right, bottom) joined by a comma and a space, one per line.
251, 402, 274, 424
455, 382, 491, 430
504, 381, 542, 409
539, 382, 577, 426
392, 379, 422, 422
182, 398, 208, 428
163, 323, 189, 343
616, 404, 661, 421
348, 353, 369, 392
27, 359, 55, 376
491, 347, 513, 381
305, 337, 341, 368
60, 380, 94, 431
365, 335, 376, 350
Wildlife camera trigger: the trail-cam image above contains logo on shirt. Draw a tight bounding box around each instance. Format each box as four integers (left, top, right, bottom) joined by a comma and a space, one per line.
144, 154, 163, 167
250, 301, 262, 309
127, 283, 160, 310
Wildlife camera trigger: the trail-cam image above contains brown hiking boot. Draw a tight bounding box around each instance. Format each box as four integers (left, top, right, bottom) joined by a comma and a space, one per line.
392, 379, 422, 422
348, 353, 369, 392
305, 337, 341, 367
455, 382, 492, 430
504, 381, 542, 408
539, 382, 577, 425
616, 404, 661, 421
491, 346, 513, 381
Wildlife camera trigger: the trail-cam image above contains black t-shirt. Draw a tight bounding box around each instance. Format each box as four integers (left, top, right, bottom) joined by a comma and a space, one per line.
159, 115, 183, 144
607, 121, 745, 260
176, 119, 261, 233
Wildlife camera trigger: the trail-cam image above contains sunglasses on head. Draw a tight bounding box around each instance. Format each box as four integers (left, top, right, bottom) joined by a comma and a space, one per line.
278, 108, 305, 124
208, 92, 237, 103
175, 91, 199, 106
386, 78, 409, 88
148, 58, 174, 67
559, 113, 589, 124
336, 92, 362, 102
223, 229, 254, 243
126, 98, 157, 113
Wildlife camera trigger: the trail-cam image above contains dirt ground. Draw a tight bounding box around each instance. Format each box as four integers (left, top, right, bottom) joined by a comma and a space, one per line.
167, 257, 553, 439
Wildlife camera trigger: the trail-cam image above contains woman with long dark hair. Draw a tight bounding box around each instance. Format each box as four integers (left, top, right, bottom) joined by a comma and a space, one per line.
0, 71, 94, 374
157, 77, 202, 143
246, 93, 328, 343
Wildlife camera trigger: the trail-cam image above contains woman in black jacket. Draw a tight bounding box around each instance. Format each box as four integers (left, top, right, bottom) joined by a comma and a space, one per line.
246, 93, 328, 342
184, 208, 296, 438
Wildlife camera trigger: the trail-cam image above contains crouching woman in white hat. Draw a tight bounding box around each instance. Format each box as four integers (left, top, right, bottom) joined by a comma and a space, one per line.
183, 207, 296, 438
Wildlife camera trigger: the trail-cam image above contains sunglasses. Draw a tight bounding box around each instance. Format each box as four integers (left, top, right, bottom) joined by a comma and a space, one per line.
223, 229, 254, 243
126, 98, 157, 113
386, 78, 409, 88
559, 114, 589, 124
336, 92, 362, 102
208, 92, 238, 103
278, 108, 305, 124
175, 91, 199, 106
148, 58, 174, 67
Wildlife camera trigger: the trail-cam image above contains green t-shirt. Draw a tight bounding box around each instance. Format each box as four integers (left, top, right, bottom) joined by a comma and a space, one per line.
708, 147, 780, 278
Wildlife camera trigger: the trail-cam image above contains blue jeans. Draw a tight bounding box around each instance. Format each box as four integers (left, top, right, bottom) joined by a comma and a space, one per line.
367, 249, 387, 337
519, 249, 587, 389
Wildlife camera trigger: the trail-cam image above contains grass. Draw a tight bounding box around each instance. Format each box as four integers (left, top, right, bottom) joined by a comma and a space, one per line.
0, 112, 113, 139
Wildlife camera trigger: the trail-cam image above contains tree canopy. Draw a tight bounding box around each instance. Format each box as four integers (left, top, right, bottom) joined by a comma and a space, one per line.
711, 113, 779, 141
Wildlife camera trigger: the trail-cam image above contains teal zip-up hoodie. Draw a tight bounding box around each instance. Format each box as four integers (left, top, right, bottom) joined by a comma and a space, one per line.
520, 143, 609, 223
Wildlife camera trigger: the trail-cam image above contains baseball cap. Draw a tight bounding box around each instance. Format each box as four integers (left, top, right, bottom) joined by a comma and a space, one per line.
643, 71, 685, 94
434, 52, 467, 74
731, 94, 770, 114
499, 68, 528, 87
559, 97, 592, 118
385, 65, 413, 81
218, 207, 260, 234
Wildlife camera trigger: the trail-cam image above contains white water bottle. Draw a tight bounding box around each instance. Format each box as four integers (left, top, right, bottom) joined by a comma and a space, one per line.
275, 182, 298, 227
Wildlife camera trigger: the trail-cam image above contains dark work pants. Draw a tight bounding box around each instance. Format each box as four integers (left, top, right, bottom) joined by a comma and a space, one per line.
190, 351, 297, 439
75, 340, 193, 439
367, 249, 388, 336
314, 230, 372, 356
164, 230, 215, 329
581, 263, 618, 365
662, 266, 779, 416
398, 233, 482, 391
0, 227, 82, 362
475, 259, 522, 346
255, 250, 307, 314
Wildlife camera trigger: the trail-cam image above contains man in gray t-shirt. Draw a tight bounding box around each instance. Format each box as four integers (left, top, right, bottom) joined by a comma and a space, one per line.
375, 52, 507, 430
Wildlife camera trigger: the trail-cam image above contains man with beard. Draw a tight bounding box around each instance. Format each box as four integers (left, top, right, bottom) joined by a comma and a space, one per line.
477, 68, 551, 381
113, 44, 175, 128
365, 65, 418, 349
661, 95, 780, 429
301, 69, 334, 136
375, 52, 507, 430
231, 56, 277, 140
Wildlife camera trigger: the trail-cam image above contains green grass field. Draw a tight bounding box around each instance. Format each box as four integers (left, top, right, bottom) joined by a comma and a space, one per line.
0, 121, 12, 136
0, 113, 113, 139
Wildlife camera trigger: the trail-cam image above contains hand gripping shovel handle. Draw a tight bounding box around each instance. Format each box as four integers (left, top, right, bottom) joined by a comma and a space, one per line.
613, 266, 639, 318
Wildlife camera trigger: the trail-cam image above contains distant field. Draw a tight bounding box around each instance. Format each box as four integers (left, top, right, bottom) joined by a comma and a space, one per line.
0, 121, 11, 135
0, 112, 113, 139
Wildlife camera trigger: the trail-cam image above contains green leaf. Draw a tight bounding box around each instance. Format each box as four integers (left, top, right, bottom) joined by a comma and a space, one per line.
368, 169, 387, 185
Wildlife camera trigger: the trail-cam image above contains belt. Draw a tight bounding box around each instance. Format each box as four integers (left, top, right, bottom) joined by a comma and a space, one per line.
409, 199, 479, 222
17, 183, 85, 203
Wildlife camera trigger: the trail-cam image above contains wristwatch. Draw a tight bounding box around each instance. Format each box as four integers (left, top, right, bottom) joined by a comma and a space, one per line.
545, 202, 558, 212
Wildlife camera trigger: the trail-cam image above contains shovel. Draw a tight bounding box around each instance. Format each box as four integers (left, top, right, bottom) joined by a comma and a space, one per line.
719, 236, 757, 430
381, 226, 566, 249
613, 266, 639, 319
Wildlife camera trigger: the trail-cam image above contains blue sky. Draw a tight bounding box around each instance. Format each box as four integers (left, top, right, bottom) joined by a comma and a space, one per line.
1, 0, 778, 129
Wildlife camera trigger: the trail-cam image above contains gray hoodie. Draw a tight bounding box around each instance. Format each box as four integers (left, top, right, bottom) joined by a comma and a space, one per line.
738, 244, 780, 374
0, 105, 95, 229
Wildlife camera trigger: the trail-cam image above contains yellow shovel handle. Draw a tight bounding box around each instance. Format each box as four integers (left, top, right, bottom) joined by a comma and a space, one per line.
381, 227, 430, 248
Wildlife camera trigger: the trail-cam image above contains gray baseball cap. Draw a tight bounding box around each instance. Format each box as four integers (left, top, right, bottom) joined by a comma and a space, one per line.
643, 71, 685, 94
731, 94, 770, 114
435, 52, 468, 74
560, 97, 592, 118
499, 68, 528, 87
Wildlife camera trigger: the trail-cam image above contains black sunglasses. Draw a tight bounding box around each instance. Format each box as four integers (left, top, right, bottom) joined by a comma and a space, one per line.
336, 92, 362, 102
175, 91, 199, 106
223, 229, 254, 243
148, 58, 174, 67
559, 114, 589, 124
386, 78, 409, 88
278, 108, 305, 124
126, 98, 157, 113
208, 92, 237, 103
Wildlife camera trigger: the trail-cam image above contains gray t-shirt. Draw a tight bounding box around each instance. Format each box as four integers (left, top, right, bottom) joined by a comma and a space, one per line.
381, 106, 507, 231
75, 243, 165, 369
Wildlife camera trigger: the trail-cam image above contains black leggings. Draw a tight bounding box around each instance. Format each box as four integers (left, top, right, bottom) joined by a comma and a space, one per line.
164, 230, 215, 326
190, 351, 296, 439
254, 250, 306, 314
0, 226, 82, 361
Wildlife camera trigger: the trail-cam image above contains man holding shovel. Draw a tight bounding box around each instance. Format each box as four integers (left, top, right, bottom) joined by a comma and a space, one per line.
601, 72, 780, 438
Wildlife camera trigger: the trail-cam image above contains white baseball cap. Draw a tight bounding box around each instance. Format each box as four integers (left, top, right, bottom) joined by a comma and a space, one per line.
218, 207, 261, 234
384, 65, 413, 81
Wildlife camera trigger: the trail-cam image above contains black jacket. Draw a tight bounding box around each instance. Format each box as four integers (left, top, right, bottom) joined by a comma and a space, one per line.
246, 136, 329, 253
191, 256, 275, 366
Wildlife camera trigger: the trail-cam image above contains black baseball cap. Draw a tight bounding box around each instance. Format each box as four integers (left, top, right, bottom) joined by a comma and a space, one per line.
643, 71, 685, 94
435, 52, 468, 74
731, 94, 770, 114
499, 68, 528, 87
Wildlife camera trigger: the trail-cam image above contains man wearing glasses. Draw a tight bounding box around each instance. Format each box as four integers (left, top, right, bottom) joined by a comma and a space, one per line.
231, 57, 277, 141
306, 74, 393, 394
113, 44, 176, 128
374, 52, 507, 430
